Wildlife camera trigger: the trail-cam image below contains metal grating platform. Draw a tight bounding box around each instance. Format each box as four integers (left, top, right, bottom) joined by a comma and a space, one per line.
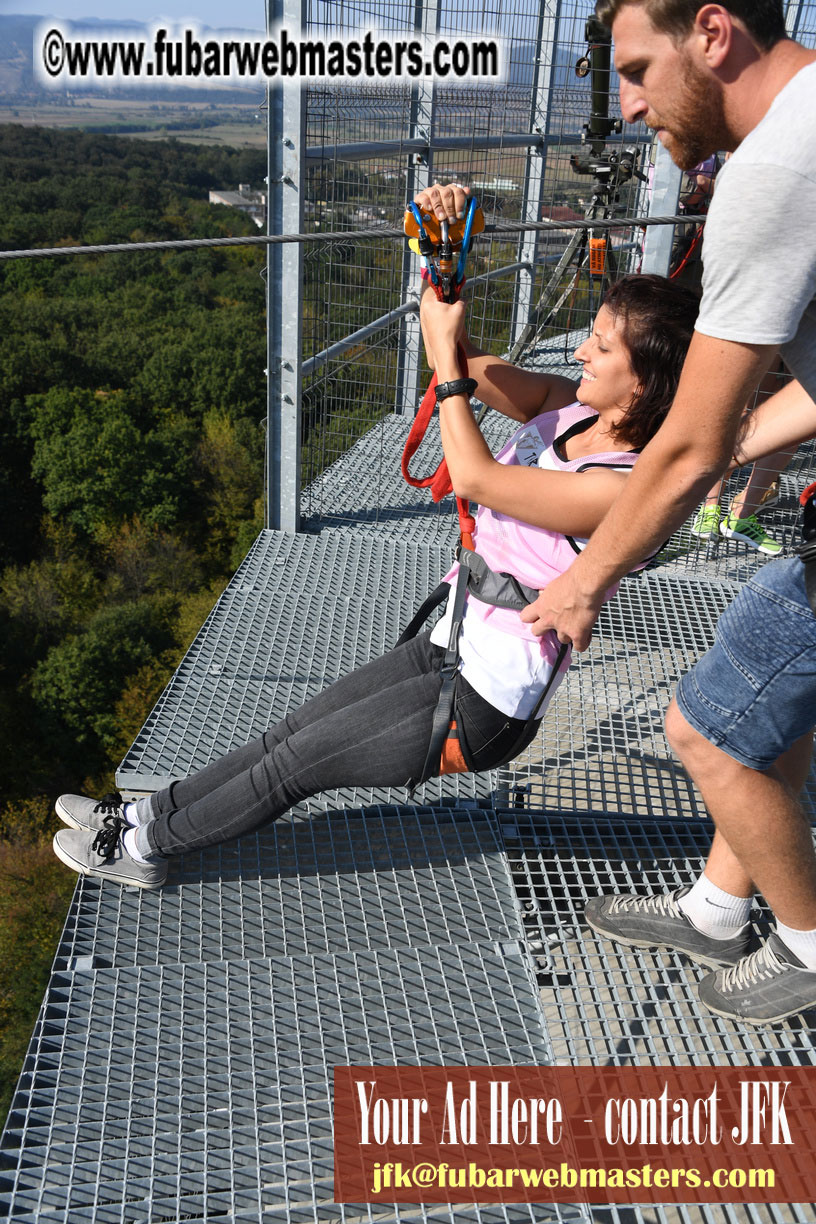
6, 405, 816, 1221
501, 568, 816, 821
1, 803, 598, 1224
497, 571, 735, 820
500, 809, 816, 1224
51, 807, 521, 971
0, 943, 566, 1224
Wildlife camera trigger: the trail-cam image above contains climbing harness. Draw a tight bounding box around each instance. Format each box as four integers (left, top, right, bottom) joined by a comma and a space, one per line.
399, 196, 568, 790
396, 545, 568, 792
401, 196, 484, 550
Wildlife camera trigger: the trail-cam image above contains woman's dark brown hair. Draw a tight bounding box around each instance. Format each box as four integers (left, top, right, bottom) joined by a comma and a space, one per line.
602, 273, 699, 451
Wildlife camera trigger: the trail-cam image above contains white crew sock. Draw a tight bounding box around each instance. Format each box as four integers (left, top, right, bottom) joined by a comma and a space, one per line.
123, 799, 153, 827
774, 920, 816, 970
123, 826, 152, 864
677, 874, 753, 938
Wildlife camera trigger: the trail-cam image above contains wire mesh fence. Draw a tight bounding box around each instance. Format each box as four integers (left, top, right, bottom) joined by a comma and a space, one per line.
298, 0, 653, 522
294, 0, 816, 571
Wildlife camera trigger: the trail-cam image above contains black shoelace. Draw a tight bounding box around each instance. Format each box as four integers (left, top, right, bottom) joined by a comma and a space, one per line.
92, 791, 124, 817
91, 813, 127, 861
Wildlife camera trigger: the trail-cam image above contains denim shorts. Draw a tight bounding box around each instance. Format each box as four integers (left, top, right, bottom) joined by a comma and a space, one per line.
675, 557, 816, 770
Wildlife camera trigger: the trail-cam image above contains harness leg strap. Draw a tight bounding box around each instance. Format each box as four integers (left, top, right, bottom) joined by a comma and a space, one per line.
407, 564, 470, 794
395, 582, 450, 647
799, 482, 816, 614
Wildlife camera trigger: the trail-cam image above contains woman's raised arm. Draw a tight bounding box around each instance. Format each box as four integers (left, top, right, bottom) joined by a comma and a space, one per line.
419, 282, 577, 423
424, 295, 629, 535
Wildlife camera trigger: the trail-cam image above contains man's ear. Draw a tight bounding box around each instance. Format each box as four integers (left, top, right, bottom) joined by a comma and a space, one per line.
693, 4, 735, 68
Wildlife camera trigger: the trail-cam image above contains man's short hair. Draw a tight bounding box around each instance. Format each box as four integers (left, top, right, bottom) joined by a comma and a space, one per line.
595, 1, 787, 50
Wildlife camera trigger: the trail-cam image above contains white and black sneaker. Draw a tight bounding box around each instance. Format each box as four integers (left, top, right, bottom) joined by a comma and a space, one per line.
699, 934, 816, 1025
585, 887, 752, 969
56, 792, 129, 833
53, 822, 167, 890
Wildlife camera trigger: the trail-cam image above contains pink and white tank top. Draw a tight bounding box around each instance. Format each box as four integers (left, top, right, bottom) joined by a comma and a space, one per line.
429, 402, 640, 717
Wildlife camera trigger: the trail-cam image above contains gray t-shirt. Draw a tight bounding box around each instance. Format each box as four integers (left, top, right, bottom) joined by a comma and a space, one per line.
694, 60, 816, 397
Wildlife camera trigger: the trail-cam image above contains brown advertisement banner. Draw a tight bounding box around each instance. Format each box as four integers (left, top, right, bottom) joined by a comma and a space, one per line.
333, 1065, 816, 1205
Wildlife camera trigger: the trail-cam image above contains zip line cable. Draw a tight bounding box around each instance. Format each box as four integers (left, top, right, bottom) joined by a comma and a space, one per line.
0, 214, 703, 262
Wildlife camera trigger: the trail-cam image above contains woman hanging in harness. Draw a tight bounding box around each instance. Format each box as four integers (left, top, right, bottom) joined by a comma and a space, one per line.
51, 199, 699, 889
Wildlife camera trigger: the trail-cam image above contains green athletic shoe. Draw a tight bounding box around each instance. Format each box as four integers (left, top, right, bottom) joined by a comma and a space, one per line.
691, 503, 721, 540
719, 511, 782, 556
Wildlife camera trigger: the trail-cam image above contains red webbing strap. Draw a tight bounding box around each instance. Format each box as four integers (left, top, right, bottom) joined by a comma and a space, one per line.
401, 276, 475, 549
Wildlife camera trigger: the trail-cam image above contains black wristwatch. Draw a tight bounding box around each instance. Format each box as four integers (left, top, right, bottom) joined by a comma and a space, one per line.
434, 377, 478, 404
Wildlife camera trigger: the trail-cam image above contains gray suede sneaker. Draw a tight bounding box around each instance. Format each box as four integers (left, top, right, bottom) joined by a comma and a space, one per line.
584, 887, 752, 969
53, 823, 167, 890
56, 792, 128, 833
699, 934, 816, 1025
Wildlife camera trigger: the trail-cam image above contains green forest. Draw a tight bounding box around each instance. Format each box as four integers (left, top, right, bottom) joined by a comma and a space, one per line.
0, 124, 525, 1124
0, 125, 272, 1121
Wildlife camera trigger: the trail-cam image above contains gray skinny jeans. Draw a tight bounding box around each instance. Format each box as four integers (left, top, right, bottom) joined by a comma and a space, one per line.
141, 632, 537, 859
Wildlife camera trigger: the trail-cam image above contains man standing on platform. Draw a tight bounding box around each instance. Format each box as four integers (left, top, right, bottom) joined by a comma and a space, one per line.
519, 0, 816, 1024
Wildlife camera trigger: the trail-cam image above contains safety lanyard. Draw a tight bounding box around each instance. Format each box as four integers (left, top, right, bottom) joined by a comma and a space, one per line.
401, 197, 483, 551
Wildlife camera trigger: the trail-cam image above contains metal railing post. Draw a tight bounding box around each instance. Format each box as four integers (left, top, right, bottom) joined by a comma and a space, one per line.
785, 0, 805, 39
266, 0, 307, 533
640, 141, 683, 276
511, 0, 561, 349
395, 0, 440, 416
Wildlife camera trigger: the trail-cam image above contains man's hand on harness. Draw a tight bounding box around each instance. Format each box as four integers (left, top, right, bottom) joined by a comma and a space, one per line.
519, 564, 605, 652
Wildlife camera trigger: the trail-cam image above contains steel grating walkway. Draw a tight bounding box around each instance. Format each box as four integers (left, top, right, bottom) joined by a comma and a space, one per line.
3, 408, 816, 1222
1, 805, 590, 1224
500, 809, 816, 1224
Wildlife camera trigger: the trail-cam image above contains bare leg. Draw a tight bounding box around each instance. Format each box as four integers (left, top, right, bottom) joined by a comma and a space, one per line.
665, 699, 816, 929
694, 730, 814, 896
730, 447, 793, 518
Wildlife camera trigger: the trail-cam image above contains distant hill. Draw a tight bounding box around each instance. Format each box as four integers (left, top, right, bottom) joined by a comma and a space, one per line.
0, 14, 621, 131
0, 14, 260, 103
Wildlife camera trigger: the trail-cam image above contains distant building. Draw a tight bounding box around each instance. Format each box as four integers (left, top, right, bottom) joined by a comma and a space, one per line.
542, 205, 583, 224
208, 184, 266, 229
471, 176, 519, 193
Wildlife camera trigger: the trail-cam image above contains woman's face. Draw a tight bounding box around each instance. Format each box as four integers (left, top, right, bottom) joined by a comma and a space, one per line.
573, 305, 639, 414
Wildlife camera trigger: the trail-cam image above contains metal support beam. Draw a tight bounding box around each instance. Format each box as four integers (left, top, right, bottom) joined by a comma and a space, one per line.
640, 140, 683, 276
303, 132, 651, 162
785, 0, 805, 39
266, 0, 307, 533
511, 1, 562, 349
395, 0, 440, 416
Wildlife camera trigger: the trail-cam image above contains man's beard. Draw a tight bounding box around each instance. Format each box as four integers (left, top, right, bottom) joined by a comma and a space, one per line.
652, 56, 729, 171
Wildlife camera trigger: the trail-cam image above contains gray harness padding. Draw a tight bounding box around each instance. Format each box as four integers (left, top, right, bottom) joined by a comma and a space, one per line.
398, 546, 567, 792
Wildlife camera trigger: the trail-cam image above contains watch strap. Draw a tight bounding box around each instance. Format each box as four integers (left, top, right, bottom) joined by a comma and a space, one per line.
434, 377, 478, 403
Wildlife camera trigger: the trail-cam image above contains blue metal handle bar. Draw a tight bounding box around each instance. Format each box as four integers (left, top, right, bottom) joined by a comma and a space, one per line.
407, 200, 439, 284
455, 196, 479, 284
406, 200, 429, 241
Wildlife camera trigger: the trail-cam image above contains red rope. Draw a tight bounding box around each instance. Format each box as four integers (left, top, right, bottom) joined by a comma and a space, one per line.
401, 278, 475, 550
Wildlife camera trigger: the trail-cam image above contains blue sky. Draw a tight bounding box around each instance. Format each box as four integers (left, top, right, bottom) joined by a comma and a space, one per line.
5, 1, 266, 31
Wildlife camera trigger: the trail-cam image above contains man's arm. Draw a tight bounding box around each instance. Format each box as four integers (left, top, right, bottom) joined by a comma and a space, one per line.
519, 332, 777, 648
734, 379, 816, 466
